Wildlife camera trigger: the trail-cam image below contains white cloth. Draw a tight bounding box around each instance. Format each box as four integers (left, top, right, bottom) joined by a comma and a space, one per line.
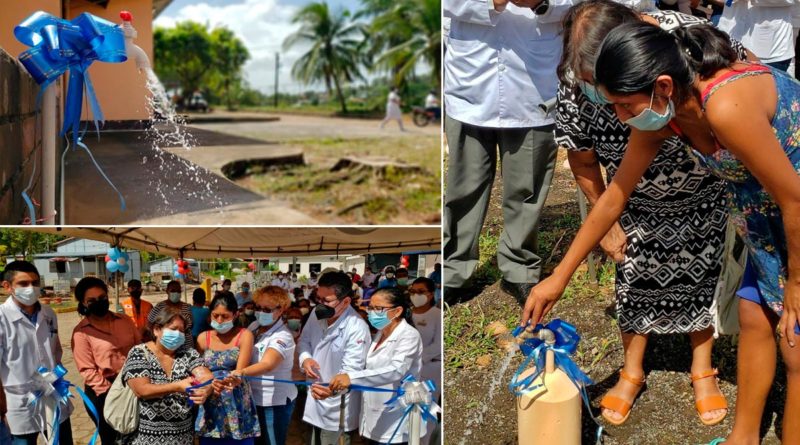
718, 1, 794, 63
0, 299, 74, 435
235, 291, 252, 306
271, 278, 290, 290
443, 0, 573, 128
299, 305, 371, 431
361, 272, 377, 288
248, 319, 298, 406
386, 91, 402, 119
411, 307, 442, 400
424, 93, 440, 109
350, 320, 423, 444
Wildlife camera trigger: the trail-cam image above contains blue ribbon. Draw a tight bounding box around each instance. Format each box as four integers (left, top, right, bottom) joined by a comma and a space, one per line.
15, 11, 127, 140
509, 319, 603, 443
28, 365, 99, 445
196, 372, 439, 444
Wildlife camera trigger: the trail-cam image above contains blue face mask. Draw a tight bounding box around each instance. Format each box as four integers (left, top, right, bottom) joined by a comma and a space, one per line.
287, 319, 302, 331
367, 310, 393, 330
211, 320, 234, 334
625, 88, 674, 131
256, 311, 274, 326
159, 329, 185, 351
579, 81, 611, 105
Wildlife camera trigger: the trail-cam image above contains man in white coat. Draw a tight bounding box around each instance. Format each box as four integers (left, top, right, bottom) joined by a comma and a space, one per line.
0, 261, 74, 444
443, 0, 573, 305
299, 271, 371, 445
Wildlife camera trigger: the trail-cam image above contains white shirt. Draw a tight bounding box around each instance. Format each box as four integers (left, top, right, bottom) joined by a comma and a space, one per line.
0, 299, 74, 434
299, 305, 371, 431
412, 307, 442, 398
271, 278, 289, 290
350, 320, 423, 444
718, 1, 794, 63
424, 93, 440, 109
386, 91, 402, 119
443, 0, 573, 128
361, 272, 377, 288
248, 319, 298, 406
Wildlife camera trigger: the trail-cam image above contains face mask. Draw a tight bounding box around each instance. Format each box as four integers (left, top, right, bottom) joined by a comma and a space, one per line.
410, 293, 429, 308
130, 290, 142, 298
256, 311, 274, 326
241, 287, 249, 293
397, 278, 408, 286
244, 309, 254, 316
211, 320, 234, 334
86, 299, 110, 317
13, 286, 39, 306
367, 310, 393, 330
579, 81, 611, 105
292, 277, 297, 282
315, 300, 339, 320
385, 273, 395, 279
299, 307, 310, 316
625, 88, 674, 131
277, 276, 284, 281
159, 329, 185, 351
169, 292, 181, 303
223, 285, 231, 291
287, 319, 302, 331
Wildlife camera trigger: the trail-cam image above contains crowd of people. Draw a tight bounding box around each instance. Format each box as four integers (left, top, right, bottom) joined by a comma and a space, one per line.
0, 260, 442, 445
444, 0, 799, 443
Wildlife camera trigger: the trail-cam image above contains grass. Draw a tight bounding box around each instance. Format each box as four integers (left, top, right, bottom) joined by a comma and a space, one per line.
239, 135, 441, 224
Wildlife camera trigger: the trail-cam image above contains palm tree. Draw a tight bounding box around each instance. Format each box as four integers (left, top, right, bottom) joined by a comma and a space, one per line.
362, 0, 441, 86
283, 2, 365, 113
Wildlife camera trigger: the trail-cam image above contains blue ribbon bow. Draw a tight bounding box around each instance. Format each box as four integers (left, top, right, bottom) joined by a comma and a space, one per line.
28, 365, 99, 445
15, 11, 127, 140
509, 319, 603, 443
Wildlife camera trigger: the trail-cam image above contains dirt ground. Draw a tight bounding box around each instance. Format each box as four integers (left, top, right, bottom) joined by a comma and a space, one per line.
443, 149, 788, 445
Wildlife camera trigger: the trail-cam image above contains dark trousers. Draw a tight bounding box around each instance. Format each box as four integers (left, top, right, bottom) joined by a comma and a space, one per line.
367, 441, 408, 445
84, 384, 118, 445
11, 418, 73, 445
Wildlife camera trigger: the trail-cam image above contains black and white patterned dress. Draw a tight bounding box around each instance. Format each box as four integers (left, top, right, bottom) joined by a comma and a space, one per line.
554, 11, 746, 334
121, 344, 204, 445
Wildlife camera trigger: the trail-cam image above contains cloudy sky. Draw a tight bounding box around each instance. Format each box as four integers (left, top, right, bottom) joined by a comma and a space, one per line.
155, 0, 354, 94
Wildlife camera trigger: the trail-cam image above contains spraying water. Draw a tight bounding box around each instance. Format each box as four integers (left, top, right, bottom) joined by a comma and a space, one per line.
458, 340, 519, 445
142, 67, 226, 211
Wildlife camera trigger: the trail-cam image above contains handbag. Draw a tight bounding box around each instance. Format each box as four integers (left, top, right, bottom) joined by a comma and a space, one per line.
104, 347, 140, 434
711, 218, 747, 337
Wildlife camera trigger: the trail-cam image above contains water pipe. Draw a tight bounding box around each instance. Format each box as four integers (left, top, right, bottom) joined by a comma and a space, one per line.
119, 11, 151, 71
538, 329, 556, 374
42, 84, 57, 225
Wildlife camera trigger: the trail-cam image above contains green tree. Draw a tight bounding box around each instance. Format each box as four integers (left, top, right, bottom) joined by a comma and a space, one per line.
209, 27, 250, 110
0, 230, 65, 260
283, 2, 366, 113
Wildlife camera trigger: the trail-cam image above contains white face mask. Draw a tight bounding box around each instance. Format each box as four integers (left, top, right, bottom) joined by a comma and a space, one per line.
410, 293, 429, 308
13, 286, 40, 306
169, 292, 181, 303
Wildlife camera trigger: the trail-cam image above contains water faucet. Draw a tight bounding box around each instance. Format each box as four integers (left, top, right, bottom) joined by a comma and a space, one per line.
120, 11, 151, 70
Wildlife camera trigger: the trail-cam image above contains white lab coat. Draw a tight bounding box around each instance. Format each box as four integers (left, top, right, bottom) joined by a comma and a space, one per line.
350, 320, 423, 444
718, 1, 794, 63
271, 278, 290, 290
412, 307, 442, 400
248, 319, 298, 406
299, 305, 371, 432
443, 0, 573, 128
0, 299, 74, 435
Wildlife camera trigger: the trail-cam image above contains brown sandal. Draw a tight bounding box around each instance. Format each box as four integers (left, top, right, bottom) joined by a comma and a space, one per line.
691, 369, 728, 426
599, 370, 646, 426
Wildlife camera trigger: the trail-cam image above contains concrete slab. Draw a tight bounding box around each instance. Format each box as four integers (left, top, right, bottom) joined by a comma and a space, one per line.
163, 144, 304, 178
63, 129, 310, 225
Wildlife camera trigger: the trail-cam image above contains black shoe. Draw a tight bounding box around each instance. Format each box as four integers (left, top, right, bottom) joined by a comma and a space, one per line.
501, 279, 535, 307
443, 285, 479, 306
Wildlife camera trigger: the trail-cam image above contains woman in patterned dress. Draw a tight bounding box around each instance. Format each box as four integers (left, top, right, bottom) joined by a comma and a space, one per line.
122, 307, 213, 445
526, 20, 800, 445
195, 293, 260, 445
551, 0, 751, 425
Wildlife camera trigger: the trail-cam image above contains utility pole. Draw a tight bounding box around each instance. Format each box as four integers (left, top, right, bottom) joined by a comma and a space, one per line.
274, 52, 280, 108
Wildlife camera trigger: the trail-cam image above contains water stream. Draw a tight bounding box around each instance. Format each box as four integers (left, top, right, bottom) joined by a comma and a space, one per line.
142, 67, 225, 212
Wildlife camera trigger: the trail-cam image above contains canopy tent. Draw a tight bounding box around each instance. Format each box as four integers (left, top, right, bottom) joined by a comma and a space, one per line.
20, 227, 441, 258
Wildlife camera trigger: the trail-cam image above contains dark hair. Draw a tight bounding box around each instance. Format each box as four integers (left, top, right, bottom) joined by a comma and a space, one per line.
557, 0, 640, 82
192, 288, 206, 305
297, 298, 310, 308
127, 279, 142, 288
396, 267, 408, 276
411, 277, 436, 293
372, 287, 414, 327
223, 279, 232, 285
209, 292, 238, 313
2, 261, 40, 283
595, 22, 737, 100
148, 306, 187, 336
75, 277, 108, 303
167, 280, 181, 289
317, 271, 354, 300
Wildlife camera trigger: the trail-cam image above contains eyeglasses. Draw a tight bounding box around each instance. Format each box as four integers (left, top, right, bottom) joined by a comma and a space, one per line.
255, 306, 281, 313
366, 305, 397, 313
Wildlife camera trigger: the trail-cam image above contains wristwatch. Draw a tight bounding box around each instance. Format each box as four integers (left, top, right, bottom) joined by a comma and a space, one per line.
531, 0, 549, 15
